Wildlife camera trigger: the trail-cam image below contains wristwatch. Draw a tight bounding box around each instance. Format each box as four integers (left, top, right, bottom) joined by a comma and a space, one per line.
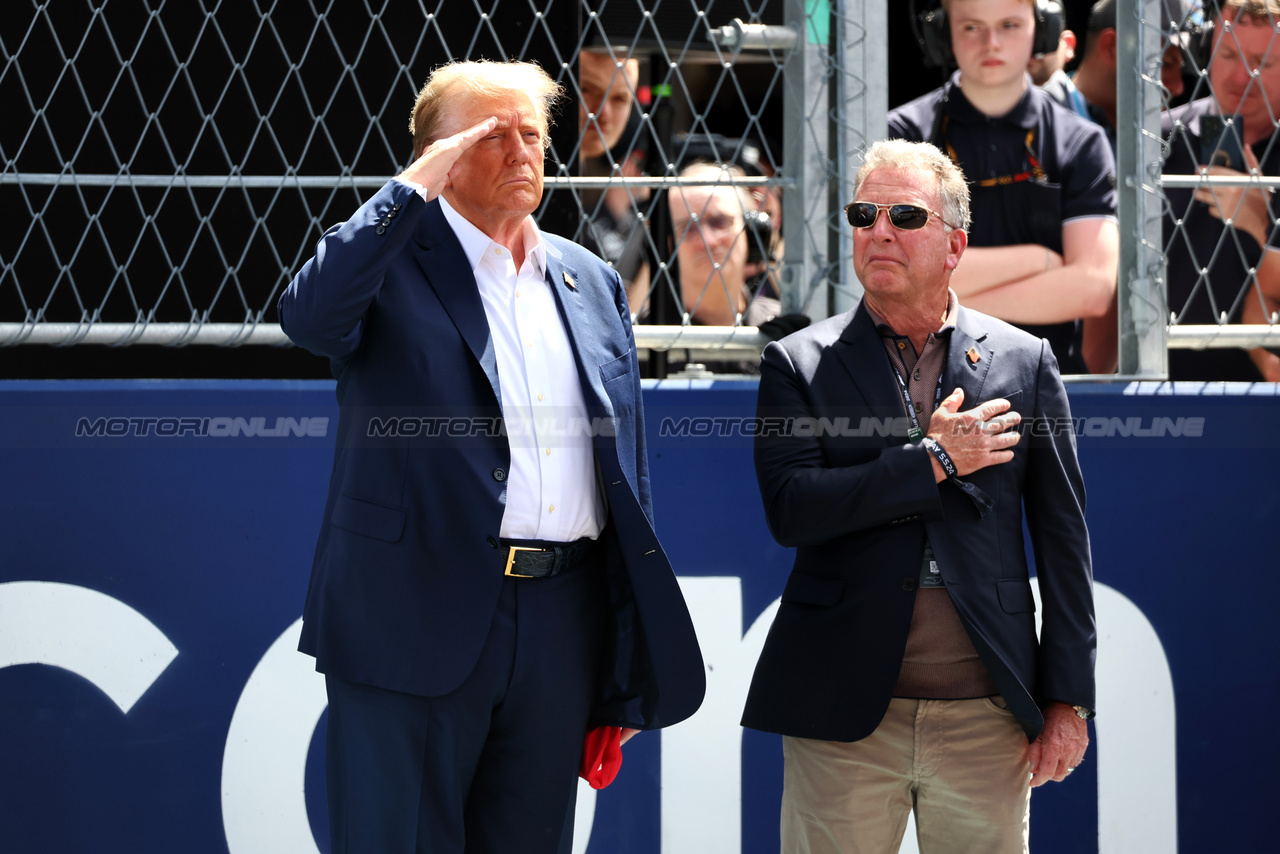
1072, 704, 1095, 721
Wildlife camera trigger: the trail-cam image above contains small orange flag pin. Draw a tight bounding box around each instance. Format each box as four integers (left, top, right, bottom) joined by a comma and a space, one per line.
966, 347, 980, 365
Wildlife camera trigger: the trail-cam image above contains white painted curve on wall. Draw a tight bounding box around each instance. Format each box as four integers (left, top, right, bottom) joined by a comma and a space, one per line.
210, 578, 1176, 854
895, 582, 1178, 853
1086, 582, 1178, 854
662, 577, 781, 854
0, 580, 178, 713
668, 579, 1177, 854
571, 778, 598, 854
217, 618, 601, 854
221, 618, 327, 854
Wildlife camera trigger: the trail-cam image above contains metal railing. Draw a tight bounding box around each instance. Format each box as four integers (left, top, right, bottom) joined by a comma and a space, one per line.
4, 1, 1278, 379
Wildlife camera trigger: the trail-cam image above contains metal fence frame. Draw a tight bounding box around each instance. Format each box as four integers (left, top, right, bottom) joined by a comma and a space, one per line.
0, 0, 874, 356
4, 1, 1278, 378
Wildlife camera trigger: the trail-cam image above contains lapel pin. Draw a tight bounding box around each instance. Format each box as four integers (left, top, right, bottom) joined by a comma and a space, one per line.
563, 271, 576, 290
966, 347, 981, 365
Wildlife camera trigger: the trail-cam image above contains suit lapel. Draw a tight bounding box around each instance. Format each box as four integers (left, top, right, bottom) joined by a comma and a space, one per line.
412, 200, 502, 408
943, 306, 993, 407
544, 249, 613, 416
832, 303, 909, 421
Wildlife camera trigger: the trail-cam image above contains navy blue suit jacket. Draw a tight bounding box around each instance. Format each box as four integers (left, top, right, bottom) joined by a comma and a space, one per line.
279, 181, 705, 730
742, 302, 1095, 742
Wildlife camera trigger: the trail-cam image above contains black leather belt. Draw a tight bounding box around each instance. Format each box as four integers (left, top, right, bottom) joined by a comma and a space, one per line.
501, 537, 600, 578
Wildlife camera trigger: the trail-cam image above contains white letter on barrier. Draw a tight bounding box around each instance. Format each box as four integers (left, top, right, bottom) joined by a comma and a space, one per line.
1087, 582, 1178, 853
0, 580, 178, 713
896, 581, 1177, 854
218, 618, 601, 854
221, 617, 327, 854
662, 577, 781, 854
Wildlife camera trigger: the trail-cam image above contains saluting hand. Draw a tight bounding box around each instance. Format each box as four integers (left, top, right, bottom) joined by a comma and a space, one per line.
927, 388, 1021, 479
397, 116, 498, 201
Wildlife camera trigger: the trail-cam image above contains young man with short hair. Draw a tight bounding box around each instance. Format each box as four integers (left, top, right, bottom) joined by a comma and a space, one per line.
890, 0, 1119, 374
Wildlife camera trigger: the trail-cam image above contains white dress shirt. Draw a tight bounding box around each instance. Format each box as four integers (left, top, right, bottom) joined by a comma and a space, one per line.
427, 192, 605, 542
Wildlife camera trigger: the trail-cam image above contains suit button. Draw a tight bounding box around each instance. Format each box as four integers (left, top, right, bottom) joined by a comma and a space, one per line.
375, 225, 386, 235
902, 578, 916, 591
486, 536, 499, 549
492, 467, 506, 482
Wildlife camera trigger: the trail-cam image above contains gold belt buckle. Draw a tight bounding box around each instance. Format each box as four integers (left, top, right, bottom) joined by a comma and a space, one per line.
504, 545, 542, 577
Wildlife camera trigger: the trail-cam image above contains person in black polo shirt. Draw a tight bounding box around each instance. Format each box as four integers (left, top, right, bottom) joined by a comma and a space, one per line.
889, 0, 1119, 375
1163, 0, 1280, 381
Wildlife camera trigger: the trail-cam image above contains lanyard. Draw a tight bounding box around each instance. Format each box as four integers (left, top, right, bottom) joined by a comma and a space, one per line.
886, 346, 944, 442
884, 340, 995, 519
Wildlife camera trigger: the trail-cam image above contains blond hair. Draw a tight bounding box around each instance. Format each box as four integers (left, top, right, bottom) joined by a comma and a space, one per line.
672, 161, 756, 216
408, 60, 562, 158
1218, 0, 1280, 21
854, 139, 971, 231
941, 0, 1034, 10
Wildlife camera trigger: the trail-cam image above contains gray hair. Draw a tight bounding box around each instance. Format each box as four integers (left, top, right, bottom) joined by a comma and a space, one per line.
853, 139, 971, 231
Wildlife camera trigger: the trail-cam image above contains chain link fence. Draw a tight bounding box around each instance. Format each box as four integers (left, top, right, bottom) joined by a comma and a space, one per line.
0, 0, 873, 374
4, 1, 1278, 379
1146, 0, 1280, 380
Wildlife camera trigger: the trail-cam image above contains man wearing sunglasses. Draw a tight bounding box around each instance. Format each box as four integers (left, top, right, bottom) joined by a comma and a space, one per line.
743, 139, 1095, 853
889, 0, 1119, 374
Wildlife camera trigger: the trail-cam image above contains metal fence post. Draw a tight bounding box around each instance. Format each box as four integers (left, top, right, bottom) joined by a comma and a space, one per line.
834, 0, 887, 314
782, 0, 830, 320
1116, 0, 1169, 377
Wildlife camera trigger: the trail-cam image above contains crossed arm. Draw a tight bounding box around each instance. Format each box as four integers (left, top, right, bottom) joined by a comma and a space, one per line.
948, 218, 1119, 325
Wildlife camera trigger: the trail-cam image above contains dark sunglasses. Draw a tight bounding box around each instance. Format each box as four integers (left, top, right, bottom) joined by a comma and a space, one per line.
845, 201, 951, 231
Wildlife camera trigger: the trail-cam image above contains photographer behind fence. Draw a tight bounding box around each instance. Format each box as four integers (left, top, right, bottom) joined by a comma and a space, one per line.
893, 0, 1119, 374
1163, 0, 1280, 381
576, 48, 651, 304
667, 161, 780, 329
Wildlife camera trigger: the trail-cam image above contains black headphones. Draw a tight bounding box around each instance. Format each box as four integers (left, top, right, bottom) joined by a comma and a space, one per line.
912, 0, 1067, 70
1184, 12, 1217, 78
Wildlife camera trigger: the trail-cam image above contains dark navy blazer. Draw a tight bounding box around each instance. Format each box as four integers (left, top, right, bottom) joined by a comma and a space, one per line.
279, 181, 705, 730
742, 303, 1095, 743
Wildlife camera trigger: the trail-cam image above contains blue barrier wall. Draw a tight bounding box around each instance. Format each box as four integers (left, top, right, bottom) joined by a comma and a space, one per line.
1, 379, 1276, 853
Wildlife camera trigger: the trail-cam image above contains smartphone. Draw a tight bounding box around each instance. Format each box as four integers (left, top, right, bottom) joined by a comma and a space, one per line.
1199, 115, 1248, 170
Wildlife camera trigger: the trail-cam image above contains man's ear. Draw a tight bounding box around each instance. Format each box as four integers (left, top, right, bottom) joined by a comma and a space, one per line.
1100, 29, 1118, 69
1061, 29, 1077, 62
945, 227, 968, 270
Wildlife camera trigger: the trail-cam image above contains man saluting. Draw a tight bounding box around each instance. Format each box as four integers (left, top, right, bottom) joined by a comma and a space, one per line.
279, 59, 704, 854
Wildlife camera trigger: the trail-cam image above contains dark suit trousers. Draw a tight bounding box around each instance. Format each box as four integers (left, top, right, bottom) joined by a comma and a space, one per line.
324, 561, 607, 854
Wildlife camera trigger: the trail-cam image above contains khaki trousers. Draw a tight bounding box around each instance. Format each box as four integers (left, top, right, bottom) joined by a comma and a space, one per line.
781, 697, 1031, 854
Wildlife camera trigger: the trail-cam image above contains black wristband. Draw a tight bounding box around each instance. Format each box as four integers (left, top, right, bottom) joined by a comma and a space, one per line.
922, 437, 957, 478
921, 436, 994, 519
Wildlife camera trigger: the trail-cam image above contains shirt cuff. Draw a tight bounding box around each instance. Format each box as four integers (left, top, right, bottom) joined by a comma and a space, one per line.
393, 176, 431, 203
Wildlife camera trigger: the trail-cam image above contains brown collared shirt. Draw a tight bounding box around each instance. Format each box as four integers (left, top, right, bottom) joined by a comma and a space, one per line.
866, 291, 999, 700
